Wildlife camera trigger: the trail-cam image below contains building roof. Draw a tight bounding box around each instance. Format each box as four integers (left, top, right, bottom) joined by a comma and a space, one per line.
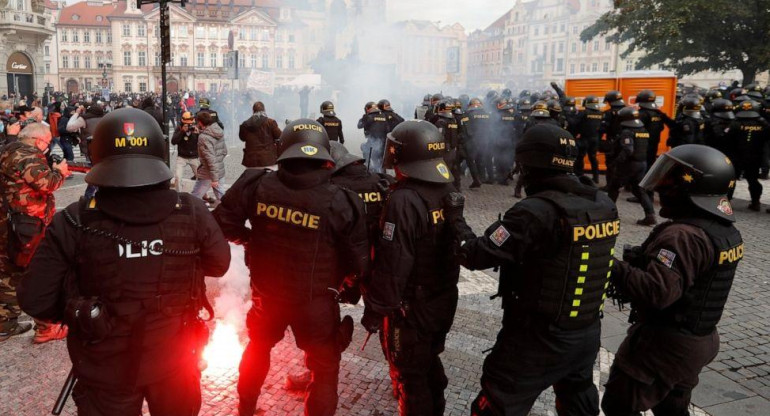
485, 8, 511, 32
58, 1, 117, 27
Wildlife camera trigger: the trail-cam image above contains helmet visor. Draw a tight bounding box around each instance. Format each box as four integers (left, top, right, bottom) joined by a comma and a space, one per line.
382, 133, 401, 170
639, 152, 702, 191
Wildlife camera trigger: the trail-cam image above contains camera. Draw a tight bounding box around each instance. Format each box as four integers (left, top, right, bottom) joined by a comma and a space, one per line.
47, 153, 63, 168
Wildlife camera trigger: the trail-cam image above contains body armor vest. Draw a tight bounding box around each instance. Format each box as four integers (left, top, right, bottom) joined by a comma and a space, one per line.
248, 173, 340, 302
629, 127, 649, 161
72, 195, 200, 333
639, 108, 665, 140
332, 168, 387, 243
396, 181, 460, 332
645, 218, 742, 335
579, 109, 603, 141
318, 115, 343, 142
516, 189, 619, 329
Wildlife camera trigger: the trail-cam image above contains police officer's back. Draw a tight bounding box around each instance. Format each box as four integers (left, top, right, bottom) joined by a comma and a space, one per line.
316, 101, 344, 143
727, 100, 770, 210
705, 99, 738, 157
18, 108, 231, 414
446, 124, 618, 415
214, 119, 370, 416
636, 90, 672, 169
603, 145, 742, 415
573, 95, 603, 181
361, 121, 460, 415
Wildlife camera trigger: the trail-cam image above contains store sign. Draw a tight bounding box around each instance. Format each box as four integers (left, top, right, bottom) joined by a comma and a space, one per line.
6, 52, 33, 74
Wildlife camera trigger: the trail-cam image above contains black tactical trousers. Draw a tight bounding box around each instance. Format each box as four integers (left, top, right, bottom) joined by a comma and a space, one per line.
238, 295, 341, 416
71, 365, 201, 416
471, 317, 601, 416
607, 162, 655, 215
646, 139, 660, 172
383, 315, 449, 416
454, 145, 482, 188
493, 143, 514, 184
728, 162, 762, 203
601, 366, 693, 416
576, 139, 599, 178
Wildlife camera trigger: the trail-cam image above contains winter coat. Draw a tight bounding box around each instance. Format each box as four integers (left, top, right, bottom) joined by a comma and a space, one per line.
238, 113, 281, 167
197, 123, 227, 181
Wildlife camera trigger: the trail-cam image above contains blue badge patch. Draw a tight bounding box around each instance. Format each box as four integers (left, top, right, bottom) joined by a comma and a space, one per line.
383, 222, 395, 241
489, 225, 511, 247
656, 248, 676, 268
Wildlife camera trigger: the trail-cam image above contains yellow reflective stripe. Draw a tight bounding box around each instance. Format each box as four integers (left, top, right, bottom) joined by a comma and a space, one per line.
572, 300, 581, 307
581, 252, 590, 260
577, 276, 586, 284
609, 259, 614, 267
570, 311, 579, 317
579, 265, 588, 272
88, 198, 97, 209
611, 248, 615, 255
575, 288, 583, 295
606, 271, 612, 278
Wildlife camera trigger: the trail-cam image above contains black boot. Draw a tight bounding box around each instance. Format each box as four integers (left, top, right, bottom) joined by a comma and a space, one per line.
636, 214, 657, 226
749, 201, 761, 211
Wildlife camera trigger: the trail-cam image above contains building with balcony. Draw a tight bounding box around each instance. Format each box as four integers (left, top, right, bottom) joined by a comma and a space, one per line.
0, 0, 56, 97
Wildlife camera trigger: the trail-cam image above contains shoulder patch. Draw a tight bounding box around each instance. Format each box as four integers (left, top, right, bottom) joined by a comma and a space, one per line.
383, 222, 395, 241
656, 248, 677, 268
489, 224, 511, 247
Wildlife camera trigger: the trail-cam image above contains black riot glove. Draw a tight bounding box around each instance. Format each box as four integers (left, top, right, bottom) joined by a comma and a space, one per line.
361, 305, 383, 333
443, 192, 476, 242
336, 275, 361, 305
622, 244, 645, 268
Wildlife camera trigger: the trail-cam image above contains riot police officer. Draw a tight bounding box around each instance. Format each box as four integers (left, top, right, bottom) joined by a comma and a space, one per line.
573, 95, 603, 182
601, 91, 627, 186
18, 108, 232, 415
433, 101, 462, 188
704, 89, 724, 113
424, 93, 443, 123
705, 99, 737, 157
603, 145, 742, 416
636, 90, 671, 170
361, 120, 460, 416
466, 98, 491, 186
606, 107, 658, 225
669, 97, 705, 147
546, 99, 568, 129
492, 98, 517, 184
454, 101, 483, 189
524, 101, 559, 131
415, 94, 431, 120
728, 100, 770, 211
379, 99, 405, 131
359, 101, 390, 173
197, 97, 224, 129
214, 119, 370, 416
445, 124, 618, 416
317, 101, 344, 143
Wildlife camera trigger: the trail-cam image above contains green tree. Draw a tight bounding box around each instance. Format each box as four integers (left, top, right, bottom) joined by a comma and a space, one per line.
581, 0, 770, 85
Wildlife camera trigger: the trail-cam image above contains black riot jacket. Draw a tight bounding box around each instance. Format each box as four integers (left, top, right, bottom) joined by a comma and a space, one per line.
19, 187, 231, 388
331, 164, 394, 244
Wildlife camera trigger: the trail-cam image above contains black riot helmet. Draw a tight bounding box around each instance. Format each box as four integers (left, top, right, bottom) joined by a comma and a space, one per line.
519, 89, 531, 98
86, 107, 173, 188
430, 93, 443, 104
636, 90, 658, 110
383, 120, 453, 183
377, 99, 392, 111
640, 144, 736, 222
546, 99, 562, 117
681, 97, 703, 118
198, 97, 211, 108
735, 100, 761, 119
501, 88, 512, 99
277, 119, 333, 163
364, 101, 377, 113
604, 90, 623, 104
529, 92, 542, 103
329, 141, 364, 173
729, 88, 748, 102
710, 99, 736, 120
515, 124, 578, 173
583, 95, 601, 110
745, 84, 764, 101
531, 101, 550, 118
517, 98, 533, 112
458, 94, 470, 109
320, 100, 335, 116
564, 96, 577, 107
494, 97, 511, 111
705, 89, 723, 103
485, 90, 498, 102
437, 100, 455, 118
617, 106, 643, 128
422, 94, 431, 105
468, 97, 483, 109
452, 99, 463, 115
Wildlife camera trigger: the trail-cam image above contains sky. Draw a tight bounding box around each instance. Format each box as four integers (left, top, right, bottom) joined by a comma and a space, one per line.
387, 0, 515, 32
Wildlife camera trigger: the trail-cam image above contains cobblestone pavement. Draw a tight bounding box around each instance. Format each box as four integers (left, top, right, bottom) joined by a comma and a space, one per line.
2, 143, 769, 415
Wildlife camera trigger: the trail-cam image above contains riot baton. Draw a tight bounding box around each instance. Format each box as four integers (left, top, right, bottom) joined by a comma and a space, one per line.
360, 331, 373, 351
52, 369, 76, 415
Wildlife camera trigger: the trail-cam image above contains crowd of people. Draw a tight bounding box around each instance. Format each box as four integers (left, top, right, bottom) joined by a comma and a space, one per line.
0, 78, 765, 416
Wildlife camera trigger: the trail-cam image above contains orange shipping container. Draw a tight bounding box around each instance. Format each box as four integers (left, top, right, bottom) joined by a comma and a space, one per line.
565, 71, 677, 171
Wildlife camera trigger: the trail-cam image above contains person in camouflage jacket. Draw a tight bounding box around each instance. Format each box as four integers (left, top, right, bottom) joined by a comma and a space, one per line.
0, 123, 69, 342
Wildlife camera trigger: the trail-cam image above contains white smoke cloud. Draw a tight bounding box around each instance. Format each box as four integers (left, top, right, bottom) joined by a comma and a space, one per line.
206, 244, 252, 335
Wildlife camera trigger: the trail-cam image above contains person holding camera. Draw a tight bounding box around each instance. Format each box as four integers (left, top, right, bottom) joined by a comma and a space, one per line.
171, 112, 201, 192
0, 123, 69, 343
